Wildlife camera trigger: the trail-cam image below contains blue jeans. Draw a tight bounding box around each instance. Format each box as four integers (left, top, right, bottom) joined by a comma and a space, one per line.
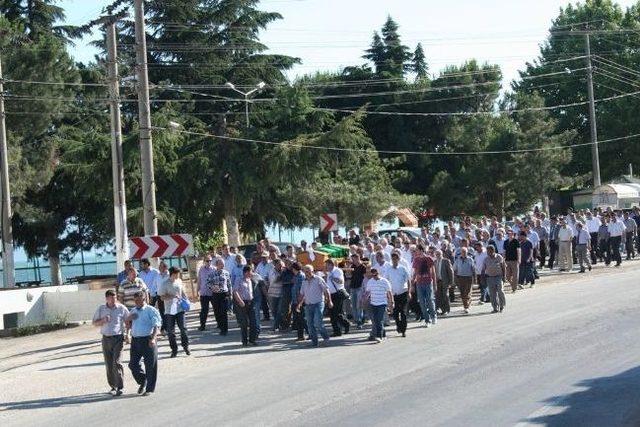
416, 283, 437, 324
371, 304, 387, 338
269, 296, 282, 331
350, 287, 364, 325
304, 302, 329, 345
518, 262, 535, 285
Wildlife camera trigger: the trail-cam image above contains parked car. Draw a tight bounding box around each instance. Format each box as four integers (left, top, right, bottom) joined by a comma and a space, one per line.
237, 242, 295, 260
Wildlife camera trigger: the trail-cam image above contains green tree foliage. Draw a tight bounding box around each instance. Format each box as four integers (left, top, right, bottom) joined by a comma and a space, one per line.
514, 0, 640, 184
412, 43, 428, 81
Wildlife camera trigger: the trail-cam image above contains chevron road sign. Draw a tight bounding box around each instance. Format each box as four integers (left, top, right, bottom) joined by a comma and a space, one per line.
320, 213, 338, 233
129, 234, 194, 259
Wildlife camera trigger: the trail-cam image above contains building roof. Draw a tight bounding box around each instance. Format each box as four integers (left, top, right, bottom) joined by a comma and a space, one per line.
593, 183, 640, 198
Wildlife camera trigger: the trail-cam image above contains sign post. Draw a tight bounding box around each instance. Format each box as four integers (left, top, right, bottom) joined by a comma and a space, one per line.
129, 234, 194, 259
320, 213, 338, 234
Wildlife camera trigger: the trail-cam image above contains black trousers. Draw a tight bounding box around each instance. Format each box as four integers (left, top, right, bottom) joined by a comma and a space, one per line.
101, 335, 124, 390
393, 292, 408, 334
600, 239, 611, 264
212, 293, 229, 334
610, 236, 622, 265
260, 283, 270, 320
165, 312, 189, 353
199, 295, 214, 328
409, 293, 423, 320
329, 292, 349, 335
548, 240, 558, 269
235, 300, 257, 344
128, 336, 158, 393
149, 296, 166, 331
436, 280, 450, 314
589, 232, 599, 263
538, 242, 547, 268
279, 284, 293, 330
292, 304, 306, 339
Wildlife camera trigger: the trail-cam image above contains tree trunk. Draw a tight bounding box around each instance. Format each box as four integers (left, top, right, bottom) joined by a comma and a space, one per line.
216, 113, 241, 247
47, 233, 63, 286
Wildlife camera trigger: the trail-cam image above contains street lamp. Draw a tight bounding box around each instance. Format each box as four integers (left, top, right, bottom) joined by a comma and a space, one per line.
225, 81, 266, 128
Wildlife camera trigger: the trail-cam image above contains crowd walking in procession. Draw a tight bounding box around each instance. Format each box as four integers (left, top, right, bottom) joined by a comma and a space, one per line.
93, 206, 640, 396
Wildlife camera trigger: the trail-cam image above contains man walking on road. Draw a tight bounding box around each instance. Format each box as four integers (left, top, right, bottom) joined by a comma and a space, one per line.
127, 291, 162, 396
434, 249, 453, 316
453, 247, 475, 313
197, 255, 215, 331
297, 265, 333, 347
207, 259, 231, 336
412, 245, 438, 325
482, 246, 506, 313
93, 290, 129, 396
385, 252, 410, 337
558, 219, 574, 272
575, 223, 592, 273
623, 212, 637, 260
139, 259, 164, 333
608, 215, 626, 267
232, 265, 259, 346
504, 230, 520, 292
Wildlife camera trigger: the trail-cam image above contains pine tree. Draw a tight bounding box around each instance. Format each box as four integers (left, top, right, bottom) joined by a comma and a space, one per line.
380, 16, 411, 77
363, 31, 385, 74
412, 43, 428, 81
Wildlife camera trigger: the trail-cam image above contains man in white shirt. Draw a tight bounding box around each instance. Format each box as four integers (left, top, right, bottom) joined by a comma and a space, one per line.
371, 251, 390, 277
473, 242, 490, 304
608, 214, 626, 267
585, 211, 601, 264
557, 219, 574, 271
325, 259, 350, 336
385, 253, 411, 337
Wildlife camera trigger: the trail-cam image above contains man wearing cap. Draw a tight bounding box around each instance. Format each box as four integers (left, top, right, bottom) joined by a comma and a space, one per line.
575, 222, 592, 273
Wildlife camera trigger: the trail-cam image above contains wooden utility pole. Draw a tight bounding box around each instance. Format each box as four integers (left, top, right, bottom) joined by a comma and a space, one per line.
0, 56, 15, 288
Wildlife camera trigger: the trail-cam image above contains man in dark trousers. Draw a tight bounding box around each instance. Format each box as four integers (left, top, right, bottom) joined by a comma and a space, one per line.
547, 216, 560, 269
127, 291, 162, 396
93, 290, 129, 396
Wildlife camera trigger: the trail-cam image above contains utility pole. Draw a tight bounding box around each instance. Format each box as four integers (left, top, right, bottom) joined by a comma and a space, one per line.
106, 18, 129, 272
585, 33, 602, 188
133, 0, 158, 237
0, 56, 15, 288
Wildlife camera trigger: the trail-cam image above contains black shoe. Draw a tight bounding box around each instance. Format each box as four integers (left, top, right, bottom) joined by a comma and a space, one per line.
249, 341, 258, 346
137, 383, 145, 395
588, 265, 592, 271
242, 342, 248, 347
115, 389, 123, 397
184, 348, 191, 356
344, 323, 350, 335
331, 332, 342, 337
401, 332, 406, 337
491, 309, 499, 313
109, 387, 116, 396
198, 326, 205, 331
170, 351, 177, 358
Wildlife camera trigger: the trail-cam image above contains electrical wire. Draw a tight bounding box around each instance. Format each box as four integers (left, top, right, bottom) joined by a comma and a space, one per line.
150, 125, 640, 156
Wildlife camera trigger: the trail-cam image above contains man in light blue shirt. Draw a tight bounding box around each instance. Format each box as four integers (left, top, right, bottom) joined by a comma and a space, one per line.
127, 291, 162, 396
138, 258, 164, 333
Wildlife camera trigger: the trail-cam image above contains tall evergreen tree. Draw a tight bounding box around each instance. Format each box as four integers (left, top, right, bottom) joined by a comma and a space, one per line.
412, 43, 428, 81
363, 31, 386, 75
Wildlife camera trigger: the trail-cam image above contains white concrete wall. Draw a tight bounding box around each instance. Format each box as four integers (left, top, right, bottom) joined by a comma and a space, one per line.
43, 289, 105, 324
0, 285, 83, 329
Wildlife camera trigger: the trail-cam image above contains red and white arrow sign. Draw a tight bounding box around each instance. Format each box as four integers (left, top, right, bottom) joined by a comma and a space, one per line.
129, 234, 194, 259
320, 213, 338, 233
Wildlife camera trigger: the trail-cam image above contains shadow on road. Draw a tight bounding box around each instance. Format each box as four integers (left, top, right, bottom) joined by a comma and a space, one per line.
522, 366, 640, 426
0, 392, 137, 411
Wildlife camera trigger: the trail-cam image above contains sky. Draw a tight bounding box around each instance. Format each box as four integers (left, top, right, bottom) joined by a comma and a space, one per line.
59, 0, 638, 87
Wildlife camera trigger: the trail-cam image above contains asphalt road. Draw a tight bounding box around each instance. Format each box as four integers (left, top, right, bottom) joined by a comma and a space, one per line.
2, 262, 640, 426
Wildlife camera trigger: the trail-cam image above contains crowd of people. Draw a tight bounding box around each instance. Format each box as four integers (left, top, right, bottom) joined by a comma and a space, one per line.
92, 206, 640, 396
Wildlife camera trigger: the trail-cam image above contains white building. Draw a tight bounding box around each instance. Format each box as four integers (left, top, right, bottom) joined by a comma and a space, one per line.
591, 183, 640, 209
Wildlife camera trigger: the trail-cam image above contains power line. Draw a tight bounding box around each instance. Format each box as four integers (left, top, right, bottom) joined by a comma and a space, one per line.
150, 125, 640, 156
